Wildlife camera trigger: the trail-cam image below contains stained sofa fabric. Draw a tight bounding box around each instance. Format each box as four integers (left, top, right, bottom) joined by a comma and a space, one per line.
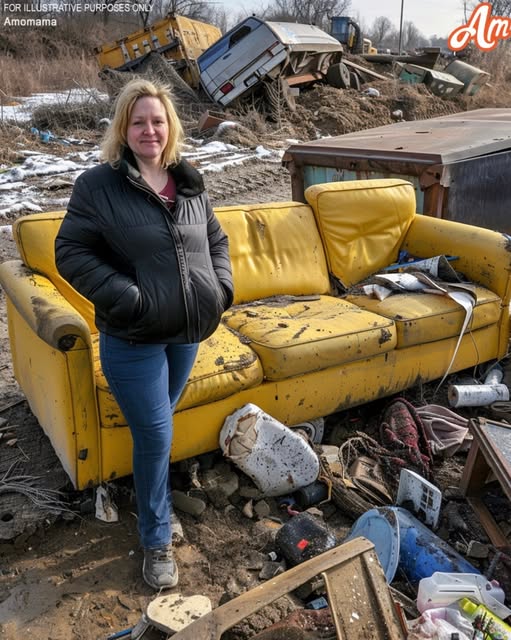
224, 296, 396, 380
305, 179, 416, 288
2, 179, 510, 489
346, 285, 501, 349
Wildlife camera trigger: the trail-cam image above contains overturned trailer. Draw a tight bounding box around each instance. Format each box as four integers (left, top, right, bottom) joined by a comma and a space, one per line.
94, 13, 221, 88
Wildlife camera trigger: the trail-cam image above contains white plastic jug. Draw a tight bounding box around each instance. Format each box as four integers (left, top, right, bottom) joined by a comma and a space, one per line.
417, 572, 510, 620
220, 403, 320, 496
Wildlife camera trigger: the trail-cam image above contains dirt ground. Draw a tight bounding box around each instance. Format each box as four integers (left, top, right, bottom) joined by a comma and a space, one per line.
1, 78, 511, 640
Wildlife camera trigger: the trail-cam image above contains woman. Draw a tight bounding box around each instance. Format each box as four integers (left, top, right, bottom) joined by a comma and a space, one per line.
55, 78, 233, 589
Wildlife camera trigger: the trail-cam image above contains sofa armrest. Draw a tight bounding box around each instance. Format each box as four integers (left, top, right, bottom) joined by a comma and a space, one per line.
0, 260, 91, 351
402, 216, 511, 304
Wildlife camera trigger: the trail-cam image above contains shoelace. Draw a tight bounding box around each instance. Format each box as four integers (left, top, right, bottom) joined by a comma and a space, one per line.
151, 547, 173, 563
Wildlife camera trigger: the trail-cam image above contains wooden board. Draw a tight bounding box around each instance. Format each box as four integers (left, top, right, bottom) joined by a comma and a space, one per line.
460, 417, 511, 547
171, 537, 406, 640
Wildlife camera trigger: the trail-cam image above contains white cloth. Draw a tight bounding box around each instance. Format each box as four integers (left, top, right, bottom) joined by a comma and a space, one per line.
416, 404, 472, 457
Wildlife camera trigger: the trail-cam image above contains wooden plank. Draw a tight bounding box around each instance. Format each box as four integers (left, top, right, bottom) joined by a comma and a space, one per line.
459, 440, 489, 495
466, 497, 509, 548
171, 538, 401, 640
323, 549, 406, 639
470, 418, 511, 499
460, 418, 511, 548
342, 58, 387, 81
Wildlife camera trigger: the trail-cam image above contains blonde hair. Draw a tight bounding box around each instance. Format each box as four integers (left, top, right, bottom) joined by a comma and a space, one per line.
101, 78, 184, 168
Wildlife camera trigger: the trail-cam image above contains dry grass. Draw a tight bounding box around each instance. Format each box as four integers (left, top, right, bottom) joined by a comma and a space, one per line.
0, 18, 128, 97
465, 45, 511, 108
0, 53, 101, 97
0, 122, 32, 164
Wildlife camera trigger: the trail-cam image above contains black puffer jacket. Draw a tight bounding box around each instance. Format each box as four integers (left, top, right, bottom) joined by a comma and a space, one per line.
55, 154, 233, 344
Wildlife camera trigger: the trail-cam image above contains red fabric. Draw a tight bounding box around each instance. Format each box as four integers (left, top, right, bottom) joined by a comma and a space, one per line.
379, 397, 433, 479
159, 173, 176, 203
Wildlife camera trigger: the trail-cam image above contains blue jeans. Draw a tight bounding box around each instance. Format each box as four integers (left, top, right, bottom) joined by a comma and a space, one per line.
99, 333, 199, 549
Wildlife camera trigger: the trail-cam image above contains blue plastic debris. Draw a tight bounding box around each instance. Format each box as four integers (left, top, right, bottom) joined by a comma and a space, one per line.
106, 628, 132, 640
305, 596, 329, 610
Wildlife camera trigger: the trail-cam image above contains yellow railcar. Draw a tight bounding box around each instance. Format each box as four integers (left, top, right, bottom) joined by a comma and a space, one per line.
94, 13, 221, 88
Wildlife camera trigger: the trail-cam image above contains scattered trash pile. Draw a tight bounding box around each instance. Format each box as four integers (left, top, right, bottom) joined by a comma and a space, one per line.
2, 48, 487, 165
392, 57, 490, 99
95, 44, 487, 144
102, 361, 511, 639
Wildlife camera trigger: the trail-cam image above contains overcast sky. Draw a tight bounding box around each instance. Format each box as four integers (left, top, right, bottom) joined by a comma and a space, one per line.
221, 0, 468, 39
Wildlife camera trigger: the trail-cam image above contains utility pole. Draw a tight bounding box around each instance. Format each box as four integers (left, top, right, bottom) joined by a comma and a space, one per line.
398, 0, 404, 53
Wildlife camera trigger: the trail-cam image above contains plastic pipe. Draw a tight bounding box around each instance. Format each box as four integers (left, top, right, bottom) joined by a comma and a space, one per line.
448, 383, 509, 408
483, 363, 504, 385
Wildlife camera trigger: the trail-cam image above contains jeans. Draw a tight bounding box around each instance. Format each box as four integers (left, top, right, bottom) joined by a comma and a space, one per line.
99, 332, 199, 549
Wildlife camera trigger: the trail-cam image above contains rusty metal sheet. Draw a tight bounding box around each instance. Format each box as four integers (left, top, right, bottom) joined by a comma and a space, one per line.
283, 108, 511, 166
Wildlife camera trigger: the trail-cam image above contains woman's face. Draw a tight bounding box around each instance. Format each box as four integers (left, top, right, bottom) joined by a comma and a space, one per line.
126, 96, 169, 164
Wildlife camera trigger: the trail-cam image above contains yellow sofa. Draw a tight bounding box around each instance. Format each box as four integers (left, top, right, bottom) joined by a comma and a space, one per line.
1, 179, 510, 489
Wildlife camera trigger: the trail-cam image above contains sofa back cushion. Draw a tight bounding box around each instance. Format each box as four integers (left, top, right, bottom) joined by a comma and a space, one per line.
305, 179, 416, 288
13, 212, 97, 332
215, 202, 330, 304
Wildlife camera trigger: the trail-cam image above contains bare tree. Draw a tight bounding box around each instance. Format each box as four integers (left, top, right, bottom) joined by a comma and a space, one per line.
369, 16, 393, 48
401, 20, 428, 51
264, 0, 351, 32
200, 4, 230, 32
480, 0, 511, 15
429, 34, 448, 48
463, 0, 511, 19
149, 0, 215, 22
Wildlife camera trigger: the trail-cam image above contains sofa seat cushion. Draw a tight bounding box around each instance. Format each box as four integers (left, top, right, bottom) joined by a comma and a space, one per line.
94, 323, 264, 428
223, 295, 397, 381
345, 285, 501, 349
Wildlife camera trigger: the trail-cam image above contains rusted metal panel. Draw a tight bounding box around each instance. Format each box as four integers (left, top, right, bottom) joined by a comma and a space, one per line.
284, 109, 511, 167
446, 151, 511, 230
283, 109, 511, 232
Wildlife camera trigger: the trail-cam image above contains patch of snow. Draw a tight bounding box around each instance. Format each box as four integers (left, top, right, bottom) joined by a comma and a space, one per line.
0, 98, 288, 217
1, 88, 108, 124
0, 182, 25, 191
1, 198, 42, 218
255, 145, 282, 160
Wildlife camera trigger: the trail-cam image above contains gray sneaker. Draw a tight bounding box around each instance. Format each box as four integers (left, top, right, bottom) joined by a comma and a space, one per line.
142, 544, 178, 589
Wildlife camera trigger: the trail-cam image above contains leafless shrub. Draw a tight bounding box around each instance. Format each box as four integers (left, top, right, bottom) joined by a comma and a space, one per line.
235, 109, 271, 137
0, 122, 28, 164
31, 99, 112, 133
99, 55, 218, 133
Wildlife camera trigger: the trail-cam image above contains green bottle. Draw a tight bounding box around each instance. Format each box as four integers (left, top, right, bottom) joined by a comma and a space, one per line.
459, 597, 511, 639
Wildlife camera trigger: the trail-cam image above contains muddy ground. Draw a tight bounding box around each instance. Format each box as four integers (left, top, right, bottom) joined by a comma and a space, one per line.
1, 78, 511, 640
